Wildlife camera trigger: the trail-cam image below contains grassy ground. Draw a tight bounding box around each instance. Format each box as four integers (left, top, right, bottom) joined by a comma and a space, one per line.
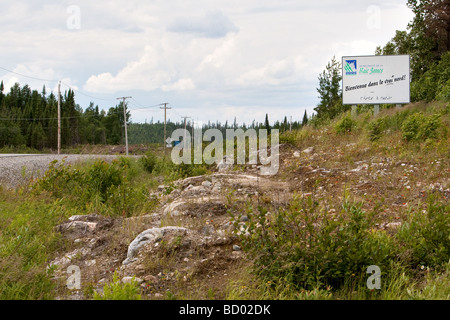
224, 101, 449, 300
0, 101, 448, 300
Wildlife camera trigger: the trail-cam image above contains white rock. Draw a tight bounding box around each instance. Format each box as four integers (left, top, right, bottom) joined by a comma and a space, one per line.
48, 248, 91, 269
68, 215, 87, 221
85, 260, 96, 267
202, 180, 212, 188
122, 276, 143, 284
122, 227, 187, 265
184, 186, 206, 195
386, 222, 402, 230
163, 200, 185, 216
59, 221, 98, 233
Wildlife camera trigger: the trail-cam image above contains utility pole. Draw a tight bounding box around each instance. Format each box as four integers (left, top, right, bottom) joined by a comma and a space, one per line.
181, 116, 191, 149
117, 96, 132, 156
57, 81, 61, 155
160, 103, 171, 157
191, 119, 195, 149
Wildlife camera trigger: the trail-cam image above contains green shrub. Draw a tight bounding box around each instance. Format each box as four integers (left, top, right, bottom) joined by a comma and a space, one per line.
389, 109, 411, 131
235, 196, 396, 291
335, 115, 356, 134
93, 272, 142, 300
84, 160, 123, 202
32, 158, 148, 217
418, 114, 442, 140
401, 112, 424, 141
401, 112, 442, 142
140, 150, 158, 173
368, 117, 386, 141
176, 163, 209, 178
397, 196, 450, 269
435, 79, 450, 102
35, 160, 85, 198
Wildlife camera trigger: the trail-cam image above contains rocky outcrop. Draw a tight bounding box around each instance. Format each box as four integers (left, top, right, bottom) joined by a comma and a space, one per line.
122, 227, 188, 265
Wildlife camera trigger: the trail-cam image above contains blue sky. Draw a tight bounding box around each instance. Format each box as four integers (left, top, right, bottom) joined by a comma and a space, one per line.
0, 1, 414, 125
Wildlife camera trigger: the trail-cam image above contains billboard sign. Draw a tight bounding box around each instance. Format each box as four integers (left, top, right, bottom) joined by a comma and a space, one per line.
342, 55, 410, 105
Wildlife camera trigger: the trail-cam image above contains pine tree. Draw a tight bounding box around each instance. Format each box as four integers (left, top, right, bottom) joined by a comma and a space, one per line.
0, 81, 4, 112
314, 56, 346, 120
264, 113, 270, 132
302, 110, 308, 126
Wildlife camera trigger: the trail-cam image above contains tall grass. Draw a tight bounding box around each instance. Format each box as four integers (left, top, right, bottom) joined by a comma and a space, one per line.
0, 195, 65, 299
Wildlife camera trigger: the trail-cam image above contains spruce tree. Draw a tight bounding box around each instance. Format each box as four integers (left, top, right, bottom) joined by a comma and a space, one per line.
302, 110, 308, 126
314, 56, 345, 120
264, 113, 270, 131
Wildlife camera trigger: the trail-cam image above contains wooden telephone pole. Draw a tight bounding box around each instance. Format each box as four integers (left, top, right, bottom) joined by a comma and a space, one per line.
181, 116, 191, 149
160, 103, 171, 157
117, 96, 132, 156
57, 81, 61, 155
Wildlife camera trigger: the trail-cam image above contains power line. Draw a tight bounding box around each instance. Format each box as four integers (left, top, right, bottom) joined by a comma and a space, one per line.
129, 97, 161, 110
0, 65, 117, 103
0, 65, 175, 126
0, 66, 57, 83
127, 101, 161, 112
60, 82, 116, 102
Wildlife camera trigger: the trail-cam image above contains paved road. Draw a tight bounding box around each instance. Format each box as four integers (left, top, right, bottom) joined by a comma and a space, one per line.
0, 154, 43, 157
0, 154, 135, 189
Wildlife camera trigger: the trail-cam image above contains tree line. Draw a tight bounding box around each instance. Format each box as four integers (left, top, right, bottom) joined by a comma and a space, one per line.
128, 112, 309, 145
0, 82, 133, 149
0, 81, 310, 149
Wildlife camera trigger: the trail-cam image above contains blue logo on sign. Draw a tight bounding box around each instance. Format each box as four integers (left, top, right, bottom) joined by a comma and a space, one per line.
344, 60, 357, 75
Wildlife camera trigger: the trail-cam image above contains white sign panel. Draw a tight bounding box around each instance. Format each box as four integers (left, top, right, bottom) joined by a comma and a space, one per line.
342, 55, 410, 105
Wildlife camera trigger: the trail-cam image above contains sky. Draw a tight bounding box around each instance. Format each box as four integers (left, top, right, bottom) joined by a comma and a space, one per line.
0, 1, 414, 126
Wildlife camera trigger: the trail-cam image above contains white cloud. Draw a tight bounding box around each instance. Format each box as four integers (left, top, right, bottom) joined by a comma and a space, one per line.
84, 44, 176, 92
168, 10, 238, 38
1, 64, 59, 92
4, 77, 20, 92
0, 0, 415, 125
162, 78, 195, 92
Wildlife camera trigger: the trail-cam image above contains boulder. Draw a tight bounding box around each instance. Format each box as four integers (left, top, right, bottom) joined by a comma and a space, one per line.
123, 227, 187, 265
57, 221, 98, 233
